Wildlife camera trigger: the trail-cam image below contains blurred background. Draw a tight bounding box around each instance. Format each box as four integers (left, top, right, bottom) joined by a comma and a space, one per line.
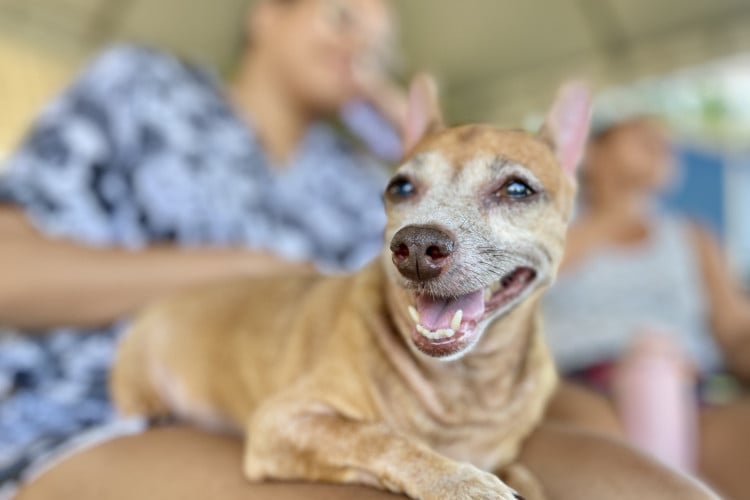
0, 0, 749, 279
1, 2, 750, 497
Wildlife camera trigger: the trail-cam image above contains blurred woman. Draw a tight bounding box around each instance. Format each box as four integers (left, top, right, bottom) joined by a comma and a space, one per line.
0, 0, 403, 483
543, 116, 750, 498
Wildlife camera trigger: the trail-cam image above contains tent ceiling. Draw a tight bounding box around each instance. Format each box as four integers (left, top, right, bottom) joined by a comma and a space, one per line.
1, 0, 750, 124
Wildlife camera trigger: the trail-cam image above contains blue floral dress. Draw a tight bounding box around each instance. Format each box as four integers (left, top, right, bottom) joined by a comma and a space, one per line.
0, 45, 388, 486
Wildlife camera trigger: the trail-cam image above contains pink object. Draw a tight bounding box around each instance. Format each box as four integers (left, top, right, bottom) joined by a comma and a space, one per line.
612, 331, 698, 472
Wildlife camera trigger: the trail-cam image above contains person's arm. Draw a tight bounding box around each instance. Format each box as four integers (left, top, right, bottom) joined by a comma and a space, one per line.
0, 207, 312, 331
688, 223, 750, 382
0, 46, 314, 331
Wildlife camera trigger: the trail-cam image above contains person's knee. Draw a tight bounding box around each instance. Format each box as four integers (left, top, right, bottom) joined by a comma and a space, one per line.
521, 423, 718, 500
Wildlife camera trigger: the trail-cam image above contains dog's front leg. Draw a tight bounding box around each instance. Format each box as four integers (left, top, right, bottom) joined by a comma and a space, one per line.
244, 403, 522, 500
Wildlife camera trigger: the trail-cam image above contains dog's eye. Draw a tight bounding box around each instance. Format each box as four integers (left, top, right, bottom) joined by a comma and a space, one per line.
499, 180, 535, 199
386, 176, 416, 200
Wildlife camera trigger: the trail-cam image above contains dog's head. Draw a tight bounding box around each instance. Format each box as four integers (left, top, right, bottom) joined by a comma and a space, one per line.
383, 76, 591, 361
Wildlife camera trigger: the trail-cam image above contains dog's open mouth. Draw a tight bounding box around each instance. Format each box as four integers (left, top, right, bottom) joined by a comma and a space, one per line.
407, 267, 537, 358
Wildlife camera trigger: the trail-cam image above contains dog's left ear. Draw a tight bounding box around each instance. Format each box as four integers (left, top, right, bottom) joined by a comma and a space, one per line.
539, 81, 592, 177
403, 74, 444, 154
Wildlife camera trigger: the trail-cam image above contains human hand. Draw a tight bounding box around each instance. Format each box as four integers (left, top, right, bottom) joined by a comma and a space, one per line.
352, 60, 408, 135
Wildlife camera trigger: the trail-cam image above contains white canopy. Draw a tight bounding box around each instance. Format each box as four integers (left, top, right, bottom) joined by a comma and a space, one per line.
1, 0, 750, 125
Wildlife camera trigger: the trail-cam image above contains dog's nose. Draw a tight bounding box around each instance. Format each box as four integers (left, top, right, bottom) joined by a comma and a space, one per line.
390, 225, 455, 281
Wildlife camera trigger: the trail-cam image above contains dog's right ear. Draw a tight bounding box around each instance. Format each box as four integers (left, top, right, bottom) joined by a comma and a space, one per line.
539, 81, 592, 178
403, 74, 444, 154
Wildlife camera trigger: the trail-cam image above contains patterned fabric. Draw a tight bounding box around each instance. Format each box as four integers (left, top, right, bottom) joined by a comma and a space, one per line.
543, 214, 723, 374
0, 45, 389, 484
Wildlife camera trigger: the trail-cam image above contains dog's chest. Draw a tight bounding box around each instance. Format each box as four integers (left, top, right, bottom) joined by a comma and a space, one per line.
423, 412, 525, 471
373, 368, 544, 471
370, 332, 558, 471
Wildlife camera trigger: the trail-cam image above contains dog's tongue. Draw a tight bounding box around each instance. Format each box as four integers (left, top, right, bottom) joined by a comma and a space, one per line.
415, 290, 485, 330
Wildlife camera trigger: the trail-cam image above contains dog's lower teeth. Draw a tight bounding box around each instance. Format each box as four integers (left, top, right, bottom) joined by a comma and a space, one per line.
416, 324, 456, 340
450, 310, 462, 331
436, 328, 455, 338
408, 306, 420, 324
484, 289, 492, 301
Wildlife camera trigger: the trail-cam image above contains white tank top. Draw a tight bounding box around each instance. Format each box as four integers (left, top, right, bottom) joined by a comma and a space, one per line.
543, 215, 723, 373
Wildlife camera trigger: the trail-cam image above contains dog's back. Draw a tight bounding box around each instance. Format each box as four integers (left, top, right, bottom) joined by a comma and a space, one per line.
111, 272, 355, 429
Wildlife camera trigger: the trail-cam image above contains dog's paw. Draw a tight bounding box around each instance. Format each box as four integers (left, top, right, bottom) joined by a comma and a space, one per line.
426, 464, 523, 500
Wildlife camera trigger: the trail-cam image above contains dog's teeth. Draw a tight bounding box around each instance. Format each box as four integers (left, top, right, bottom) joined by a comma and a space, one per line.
416, 324, 431, 337
416, 324, 456, 340
408, 306, 420, 324
484, 289, 492, 301
436, 328, 456, 338
450, 310, 463, 331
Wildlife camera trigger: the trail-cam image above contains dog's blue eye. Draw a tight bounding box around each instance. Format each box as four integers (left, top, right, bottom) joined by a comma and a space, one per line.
501, 180, 534, 199
386, 177, 416, 199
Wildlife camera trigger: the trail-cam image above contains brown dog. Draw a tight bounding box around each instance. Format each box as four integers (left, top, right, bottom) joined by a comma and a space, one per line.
111, 76, 591, 500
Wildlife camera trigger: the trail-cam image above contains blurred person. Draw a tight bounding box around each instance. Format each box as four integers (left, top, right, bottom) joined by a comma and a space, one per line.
0, 0, 405, 485
543, 115, 750, 498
